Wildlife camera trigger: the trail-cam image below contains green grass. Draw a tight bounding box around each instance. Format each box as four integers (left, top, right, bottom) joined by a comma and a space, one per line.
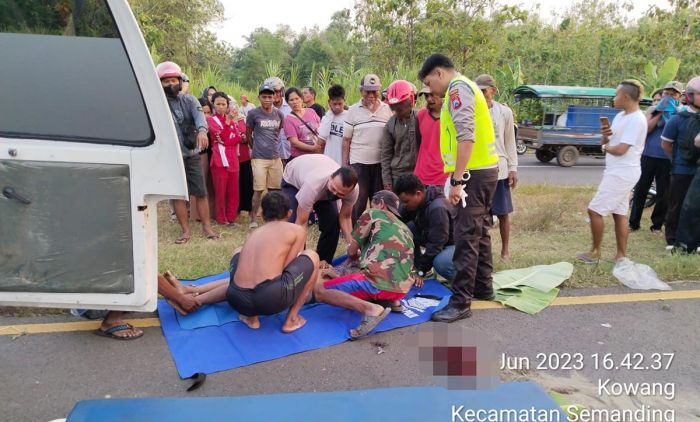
159, 185, 699, 288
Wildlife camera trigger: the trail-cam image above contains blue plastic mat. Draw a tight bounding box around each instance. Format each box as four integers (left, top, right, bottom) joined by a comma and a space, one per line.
158, 273, 451, 378
67, 382, 564, 422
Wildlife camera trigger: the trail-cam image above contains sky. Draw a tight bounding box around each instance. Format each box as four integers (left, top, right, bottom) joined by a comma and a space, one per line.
213, 0, 668, 48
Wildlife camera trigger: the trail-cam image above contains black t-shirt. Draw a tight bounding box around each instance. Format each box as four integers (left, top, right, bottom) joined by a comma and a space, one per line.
310, 103, 325, 119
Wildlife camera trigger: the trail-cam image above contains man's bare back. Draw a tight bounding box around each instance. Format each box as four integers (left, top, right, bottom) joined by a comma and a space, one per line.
233, 221, 306, 288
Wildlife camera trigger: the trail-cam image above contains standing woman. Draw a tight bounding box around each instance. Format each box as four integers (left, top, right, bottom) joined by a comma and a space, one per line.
231, 101, 254, 216
284, 87, 323, 160
208, 92, 241, 225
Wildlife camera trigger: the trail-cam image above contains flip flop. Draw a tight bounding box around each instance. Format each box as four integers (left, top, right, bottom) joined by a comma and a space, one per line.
174, 235, 190, 245
349, 307, 391, 340
206, 233, 220, 240
575, 252, 599, 265
94, 323, 143, 340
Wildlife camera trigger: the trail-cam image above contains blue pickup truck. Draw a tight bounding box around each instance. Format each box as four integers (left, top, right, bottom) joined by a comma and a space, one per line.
514, 85, 651, 167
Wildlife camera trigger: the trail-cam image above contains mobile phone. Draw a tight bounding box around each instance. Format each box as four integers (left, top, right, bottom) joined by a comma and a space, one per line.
600, 116, 610, 127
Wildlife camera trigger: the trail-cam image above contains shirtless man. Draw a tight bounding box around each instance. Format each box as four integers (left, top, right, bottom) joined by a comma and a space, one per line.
163, 191, 320, 333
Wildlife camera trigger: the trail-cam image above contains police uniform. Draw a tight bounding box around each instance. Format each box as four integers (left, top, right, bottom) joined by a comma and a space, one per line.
433, 74, 499, 320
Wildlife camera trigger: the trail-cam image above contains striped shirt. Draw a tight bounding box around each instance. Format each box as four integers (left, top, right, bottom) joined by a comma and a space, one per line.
344, 101, 393, 164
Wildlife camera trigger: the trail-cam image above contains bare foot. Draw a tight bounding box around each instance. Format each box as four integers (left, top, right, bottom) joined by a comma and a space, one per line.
501, 253, 510, 261
282, 315, 306, 333
240, 315, 261, 329
164, 271, 186, 295
164, 272, 198, 295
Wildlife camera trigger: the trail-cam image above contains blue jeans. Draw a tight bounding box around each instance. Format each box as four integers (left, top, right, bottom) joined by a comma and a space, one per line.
432, 245, 456, 282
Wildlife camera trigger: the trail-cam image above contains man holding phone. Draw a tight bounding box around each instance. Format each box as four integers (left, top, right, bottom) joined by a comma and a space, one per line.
577, 80, 647, 263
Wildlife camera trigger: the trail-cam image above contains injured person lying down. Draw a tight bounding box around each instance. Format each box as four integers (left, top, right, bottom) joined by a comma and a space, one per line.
159, 191, 320, 333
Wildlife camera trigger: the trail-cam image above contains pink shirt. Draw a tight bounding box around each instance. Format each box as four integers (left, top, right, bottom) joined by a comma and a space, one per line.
414, 108, 447, 186
283, 154, 359, 212
283, 108, 321, 158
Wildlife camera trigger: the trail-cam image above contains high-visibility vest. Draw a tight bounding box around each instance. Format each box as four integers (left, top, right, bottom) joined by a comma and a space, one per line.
440, 74, 498, 172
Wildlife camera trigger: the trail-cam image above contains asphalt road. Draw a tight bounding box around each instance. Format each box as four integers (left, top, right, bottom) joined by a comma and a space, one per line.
2, 283, 699, 421
517, 152, 604, 186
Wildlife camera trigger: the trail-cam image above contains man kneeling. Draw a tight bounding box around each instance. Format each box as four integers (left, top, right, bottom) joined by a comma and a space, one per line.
314, 190, 419, 339
227, 191, 320, 332
162, 191, 319, 333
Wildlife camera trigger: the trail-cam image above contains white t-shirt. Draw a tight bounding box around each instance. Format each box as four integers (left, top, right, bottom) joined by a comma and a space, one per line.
319, 109, 347, 165
343, 101, 393, 164
605, 110, 646, 181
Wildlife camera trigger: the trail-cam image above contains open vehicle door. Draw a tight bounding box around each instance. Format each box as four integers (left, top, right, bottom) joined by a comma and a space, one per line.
0, 0, 187, 311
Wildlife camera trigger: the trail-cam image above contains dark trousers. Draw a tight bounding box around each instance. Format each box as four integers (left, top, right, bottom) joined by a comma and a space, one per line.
676, 169, 700, 251
665, 174, 694, 246
282, 181, 340, 263
351, 163, 383, 223
629, 156, 671, 230
238, 160, 253, 212
450, 168, 499, 308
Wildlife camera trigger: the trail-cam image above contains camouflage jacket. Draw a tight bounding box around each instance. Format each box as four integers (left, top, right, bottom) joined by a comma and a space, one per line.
353, 208, 416, 293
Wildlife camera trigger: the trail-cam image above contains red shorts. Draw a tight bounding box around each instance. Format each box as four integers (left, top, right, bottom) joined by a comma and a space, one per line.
323, 273, 406, 302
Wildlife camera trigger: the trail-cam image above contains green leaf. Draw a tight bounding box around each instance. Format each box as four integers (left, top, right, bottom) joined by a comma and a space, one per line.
657, 57, 681, 86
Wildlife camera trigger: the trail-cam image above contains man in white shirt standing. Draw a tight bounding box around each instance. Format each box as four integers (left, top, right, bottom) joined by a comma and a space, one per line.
577, 80, 647, 263
476, 74, 518, 260
318, 84, 347, 165
342, 74, 393, 222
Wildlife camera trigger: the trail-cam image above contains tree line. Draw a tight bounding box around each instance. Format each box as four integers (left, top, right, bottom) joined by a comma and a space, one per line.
6, 1, 696, 103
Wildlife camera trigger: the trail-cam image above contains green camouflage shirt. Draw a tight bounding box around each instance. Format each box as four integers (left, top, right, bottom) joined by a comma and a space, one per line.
353, 208, 416, 293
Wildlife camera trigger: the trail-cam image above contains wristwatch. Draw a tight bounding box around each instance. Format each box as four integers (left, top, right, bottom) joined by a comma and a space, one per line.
449, 177, 462, 186
417, 270, 425, 277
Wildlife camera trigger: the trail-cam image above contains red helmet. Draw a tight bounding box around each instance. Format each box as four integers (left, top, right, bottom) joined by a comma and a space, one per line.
386, 80, 415, 106
156, 61, 182, 80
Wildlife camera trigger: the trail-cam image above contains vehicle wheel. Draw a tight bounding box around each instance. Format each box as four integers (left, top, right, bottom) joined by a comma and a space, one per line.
535, 149, 555, 163
556, 146, 579, 167
516, 142, 528, 155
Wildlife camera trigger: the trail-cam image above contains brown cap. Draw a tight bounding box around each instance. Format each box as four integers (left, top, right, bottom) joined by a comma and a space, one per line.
663, 81, 684, 94
372, 190, 401, 217
475, 74, 497, 90
360, 74, 382, 91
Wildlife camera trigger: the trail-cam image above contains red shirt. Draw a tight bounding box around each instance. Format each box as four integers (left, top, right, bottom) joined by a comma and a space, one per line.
208, 113, 240, 172
236, 119, 251, 162
415, 108, 447, 186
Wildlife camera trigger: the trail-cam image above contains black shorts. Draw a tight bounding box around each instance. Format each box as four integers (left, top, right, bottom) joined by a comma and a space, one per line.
225, 253, 315, 316
183, 154, 207, 197
490, 178, 513, 216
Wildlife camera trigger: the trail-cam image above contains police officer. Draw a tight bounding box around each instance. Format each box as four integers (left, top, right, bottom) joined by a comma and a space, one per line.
419, 54, 499, 322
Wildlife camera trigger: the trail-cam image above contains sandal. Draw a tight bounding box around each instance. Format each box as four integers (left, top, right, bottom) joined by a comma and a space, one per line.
575, 252, 599, 265
349, 308, 390, 340
174, 235, 190, 245
94, 323, 143, 340
205, 233, 220, 240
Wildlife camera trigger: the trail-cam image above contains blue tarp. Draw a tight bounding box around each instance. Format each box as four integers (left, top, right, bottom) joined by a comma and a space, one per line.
158, 271, 451, 378
67, 382, 565, 422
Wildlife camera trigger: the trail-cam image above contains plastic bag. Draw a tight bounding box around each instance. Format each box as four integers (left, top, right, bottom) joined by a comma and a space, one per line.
612, 258, 671, 291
